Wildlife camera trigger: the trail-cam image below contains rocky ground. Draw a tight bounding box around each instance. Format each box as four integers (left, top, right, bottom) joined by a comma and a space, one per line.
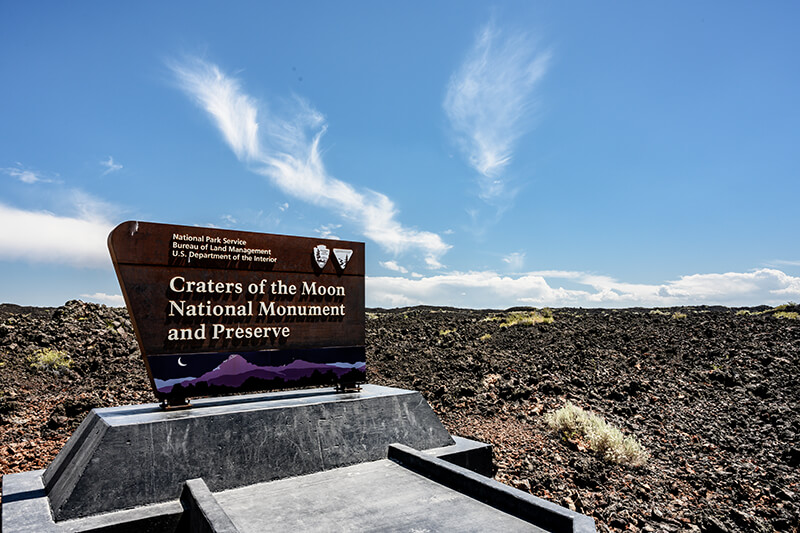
1, 301, 799, 532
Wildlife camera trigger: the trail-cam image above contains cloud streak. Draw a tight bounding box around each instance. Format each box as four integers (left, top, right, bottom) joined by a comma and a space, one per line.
367, 268, 800, 309
380, 260, 408, 274
81, 292, 125, 306
170, 57, 450, 266
101, 156, 123, 175
767, 259, 800, 267
2, 164, 55, 184
502, 251, 525, 271
444, 22, 550, 202
0, 202, 113, 268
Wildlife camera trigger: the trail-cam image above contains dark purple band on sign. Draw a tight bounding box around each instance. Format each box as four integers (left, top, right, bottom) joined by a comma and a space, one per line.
147, 346, 366, 398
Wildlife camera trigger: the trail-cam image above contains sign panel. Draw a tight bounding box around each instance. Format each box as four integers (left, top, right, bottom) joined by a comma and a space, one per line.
108, 221, 365, 401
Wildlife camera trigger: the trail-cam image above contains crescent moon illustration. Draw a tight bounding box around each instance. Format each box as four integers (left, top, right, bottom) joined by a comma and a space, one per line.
177, 357, 187, 367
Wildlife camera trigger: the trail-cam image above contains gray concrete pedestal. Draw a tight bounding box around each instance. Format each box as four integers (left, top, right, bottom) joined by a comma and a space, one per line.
2, 385, 595, 532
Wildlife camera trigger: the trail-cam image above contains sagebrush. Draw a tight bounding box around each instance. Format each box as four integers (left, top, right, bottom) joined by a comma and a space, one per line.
484, 309, 554, 328
546, 402, 648, 467
29, 348, 72, 372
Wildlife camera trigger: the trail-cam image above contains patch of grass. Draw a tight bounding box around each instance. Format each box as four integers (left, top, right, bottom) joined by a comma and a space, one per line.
649, 309, 669, 316
366, 312, 379, 320
485, 310, 554, 328
438, 329, 455, 336
738, 303, 798, 318
546, 402, 648, 467
672, 312, 687, 320
479, 333, 492, 341
29, 348, 72, 372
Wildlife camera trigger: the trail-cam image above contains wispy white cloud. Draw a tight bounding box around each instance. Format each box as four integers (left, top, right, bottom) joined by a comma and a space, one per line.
368, 271, 567, 309
221, 214, 238, 225
444, 22, 550, 203
100, 156, 123, 175
380, 260, 408, 274
367, 268, 800, 309
766, 259, 800, 267
81, 292, 125, 306
502, 251, 525, 271
315, 223, 341, 240
0, 201, 114, 268
168, 58, 261, 160
653, 270, 800, 303
2, 164, 56, 184
424, 256, 445, 270
169, 57, 450, 267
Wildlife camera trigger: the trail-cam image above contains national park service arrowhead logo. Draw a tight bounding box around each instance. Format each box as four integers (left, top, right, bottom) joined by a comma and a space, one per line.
313, 245, 330, 268
333, 248, 353, 270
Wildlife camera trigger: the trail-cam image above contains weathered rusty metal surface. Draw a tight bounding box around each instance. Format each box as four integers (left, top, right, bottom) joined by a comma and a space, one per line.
108, 221, 365, 400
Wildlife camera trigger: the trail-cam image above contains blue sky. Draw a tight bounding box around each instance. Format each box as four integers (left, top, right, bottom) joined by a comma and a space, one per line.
1, 2, 798, 308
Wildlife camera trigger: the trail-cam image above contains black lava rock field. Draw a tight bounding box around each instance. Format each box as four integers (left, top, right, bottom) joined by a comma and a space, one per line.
1, 301, 799, 532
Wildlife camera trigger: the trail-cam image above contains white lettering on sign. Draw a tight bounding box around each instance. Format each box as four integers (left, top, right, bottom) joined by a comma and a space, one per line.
166, 323, 291, 341
258, 301, 346, 317
210, 324, 290, 340
170, 234, 277, 264
167, 324, 207, 341
169, 276, 243, 294
172, 233, 204, 243
301, 281, 345, 297
169, 300, 252, 317
165, 275, 348, 344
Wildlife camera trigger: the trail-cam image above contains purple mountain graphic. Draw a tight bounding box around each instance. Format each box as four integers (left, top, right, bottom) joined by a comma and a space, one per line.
159, 354, 365, 393
183, 354, 283, 389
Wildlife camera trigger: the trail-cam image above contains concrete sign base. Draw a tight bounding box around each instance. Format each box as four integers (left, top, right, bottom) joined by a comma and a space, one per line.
2, 385, 595, 532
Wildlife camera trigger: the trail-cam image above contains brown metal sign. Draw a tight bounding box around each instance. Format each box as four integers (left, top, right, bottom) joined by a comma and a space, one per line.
108, 221, 365, 401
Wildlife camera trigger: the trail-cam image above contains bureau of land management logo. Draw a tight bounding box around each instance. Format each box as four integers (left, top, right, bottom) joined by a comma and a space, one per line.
333, 248, 353, 270
313, 245, 353, 270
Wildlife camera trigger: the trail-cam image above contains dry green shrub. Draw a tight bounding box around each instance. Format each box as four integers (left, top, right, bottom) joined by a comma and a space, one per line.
546, 402, 648, 467
479, 333, 492, 341
547, 401, 583, 435
739, 303, 798, 318
484, 310, 553, 328
29, 348, 72, 372
672, 312, 687, 320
